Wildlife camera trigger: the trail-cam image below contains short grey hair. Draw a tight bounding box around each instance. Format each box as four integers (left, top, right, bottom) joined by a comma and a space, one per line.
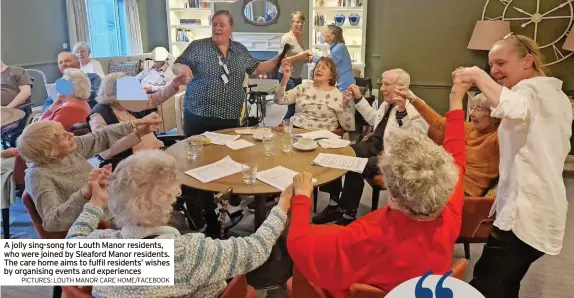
72, 41, 91, 55
108, 150, 181, 228
96, 72, 126, 105
17, 121, 63, 165
379, 130, 458, 217
469, 93, 488, 109
382, 68, 411, 87
62, 68, 91, 100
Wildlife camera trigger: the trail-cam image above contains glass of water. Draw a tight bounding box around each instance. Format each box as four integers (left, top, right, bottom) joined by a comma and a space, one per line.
282, 119, 293, 133
242, 163, 257, 185
281, 132, 292, 153
262, 133, 275, 157
186, 137, 203, 160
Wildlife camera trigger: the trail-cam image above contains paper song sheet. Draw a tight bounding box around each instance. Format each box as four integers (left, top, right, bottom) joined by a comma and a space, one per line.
256, 166, 317, 191
312, 153, 368, 173
294, 130, 341, 140
225, 139, 255, 150
185, 156, 242, 183
202, 131, 241, 145
45, 84, 58, 101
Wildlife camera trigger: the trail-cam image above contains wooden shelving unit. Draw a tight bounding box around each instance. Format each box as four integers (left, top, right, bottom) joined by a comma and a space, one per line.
308, 0, 368, 77
166, 0, 215, 58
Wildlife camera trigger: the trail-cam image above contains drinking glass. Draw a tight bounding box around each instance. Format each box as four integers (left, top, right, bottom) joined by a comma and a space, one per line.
186, 137, 203, 160
242, 163, 257, 185
281, 132, 293, 153
282, 119, 294, 133
263, 134, 275, 157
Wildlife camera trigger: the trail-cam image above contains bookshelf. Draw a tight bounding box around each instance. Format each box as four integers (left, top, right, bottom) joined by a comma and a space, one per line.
308, 0, 368, 77
166, 0, 215, 58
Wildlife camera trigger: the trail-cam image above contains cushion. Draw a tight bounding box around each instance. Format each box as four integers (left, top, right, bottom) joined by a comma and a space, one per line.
108, 60, 140, 76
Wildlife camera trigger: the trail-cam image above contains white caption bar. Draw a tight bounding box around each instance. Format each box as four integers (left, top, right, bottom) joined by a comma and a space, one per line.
0, 239, 174, 286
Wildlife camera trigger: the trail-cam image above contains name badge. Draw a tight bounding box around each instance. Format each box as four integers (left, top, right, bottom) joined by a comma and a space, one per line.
221, 74, 229, 84
223, 64, 230, 75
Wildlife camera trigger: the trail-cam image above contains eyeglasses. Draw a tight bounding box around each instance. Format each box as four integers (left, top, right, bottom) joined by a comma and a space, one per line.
469, 105, 487, 114
502, 32, 532, 54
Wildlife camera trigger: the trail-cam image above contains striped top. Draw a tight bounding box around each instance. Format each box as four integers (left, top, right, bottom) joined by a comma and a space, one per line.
66, 203, 288, 298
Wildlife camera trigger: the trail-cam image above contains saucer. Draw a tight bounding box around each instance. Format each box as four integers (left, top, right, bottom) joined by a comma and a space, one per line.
293, 141, 318, 151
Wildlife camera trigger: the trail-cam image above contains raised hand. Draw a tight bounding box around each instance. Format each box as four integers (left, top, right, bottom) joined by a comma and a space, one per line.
348, 84, 362, 100
281, 61, 292, 78
394, 86, 416, 101
342, 89, 353, 108
171, 73, 188, 89
173, 64, 193, 83
89, 172, 109, 208
134, 112, 164, 138
293, 172, 314, 198
451, 66, 485, 86
277, 183, 294, 213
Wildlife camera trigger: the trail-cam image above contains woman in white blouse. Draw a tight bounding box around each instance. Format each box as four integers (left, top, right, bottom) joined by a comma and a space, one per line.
274, 57, 355, 132
454, 34, 572, 298
73, 41, 105, 78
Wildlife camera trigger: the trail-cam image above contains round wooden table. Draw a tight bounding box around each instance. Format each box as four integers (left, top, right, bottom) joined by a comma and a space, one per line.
165, 128, 355, 228
1, 107, 25, 128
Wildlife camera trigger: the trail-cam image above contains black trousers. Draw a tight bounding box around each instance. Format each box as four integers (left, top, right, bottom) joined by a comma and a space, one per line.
183, 112, 240, 137
470, 227, 544, 298
321, 140, 381, 216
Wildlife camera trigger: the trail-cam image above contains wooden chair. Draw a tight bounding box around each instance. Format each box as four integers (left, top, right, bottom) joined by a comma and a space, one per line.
61, 286, 93, 298
220, 275, 257, 298
286, 266, 328, 298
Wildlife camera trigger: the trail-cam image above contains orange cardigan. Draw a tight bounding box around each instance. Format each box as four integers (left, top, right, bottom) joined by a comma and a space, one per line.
411, 100, 499, 197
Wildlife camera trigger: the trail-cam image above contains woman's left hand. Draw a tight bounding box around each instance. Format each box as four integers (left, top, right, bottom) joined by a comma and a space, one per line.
89, 173, 109, 208
171, 73, 188, 89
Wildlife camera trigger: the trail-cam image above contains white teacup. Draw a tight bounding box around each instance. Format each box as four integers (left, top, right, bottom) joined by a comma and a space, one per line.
297, 137, 315, 147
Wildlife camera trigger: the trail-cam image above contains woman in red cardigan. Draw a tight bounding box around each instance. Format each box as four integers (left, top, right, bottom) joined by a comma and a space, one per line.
287, 78, 469, 298
41, 68, 92, 132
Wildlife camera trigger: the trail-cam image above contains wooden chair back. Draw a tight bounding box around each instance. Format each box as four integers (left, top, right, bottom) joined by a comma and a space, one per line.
61, 286, 94, 298
286, 266, 328, 298
219, 275, 257, 298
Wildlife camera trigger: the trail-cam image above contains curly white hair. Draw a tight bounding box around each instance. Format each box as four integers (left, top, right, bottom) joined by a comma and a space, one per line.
379, 130, 458, 217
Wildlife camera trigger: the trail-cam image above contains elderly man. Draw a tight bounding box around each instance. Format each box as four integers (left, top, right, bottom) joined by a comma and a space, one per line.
136, 47, 175, 93
42, 52, 101, 112
313, 68, 429, 225
1, 62, 31, 108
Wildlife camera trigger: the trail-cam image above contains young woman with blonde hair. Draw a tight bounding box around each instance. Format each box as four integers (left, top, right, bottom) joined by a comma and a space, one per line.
454, 34, 572, 298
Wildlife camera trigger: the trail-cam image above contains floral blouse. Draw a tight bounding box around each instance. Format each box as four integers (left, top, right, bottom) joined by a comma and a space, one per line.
274, 82, 355, 131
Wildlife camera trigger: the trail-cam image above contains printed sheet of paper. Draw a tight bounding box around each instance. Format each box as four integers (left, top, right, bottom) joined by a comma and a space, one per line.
225, 139, 255, 150
234, 128, 255, 135
202, 131, 241, 145
256, 166, 317, 191
312, 153, 368, 173
294, 130, 341, 140
45, 84, 58, 101
185, 156, 242, 183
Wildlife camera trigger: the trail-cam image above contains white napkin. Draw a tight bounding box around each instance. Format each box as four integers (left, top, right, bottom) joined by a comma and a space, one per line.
318, 139, 351, 149
225, 139, 255, 150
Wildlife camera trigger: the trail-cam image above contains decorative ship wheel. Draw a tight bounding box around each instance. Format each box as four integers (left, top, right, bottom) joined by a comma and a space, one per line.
482, 0, 574, 66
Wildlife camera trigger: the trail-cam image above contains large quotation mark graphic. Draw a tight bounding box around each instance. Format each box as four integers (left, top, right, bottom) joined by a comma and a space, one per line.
415, 270, 454, 298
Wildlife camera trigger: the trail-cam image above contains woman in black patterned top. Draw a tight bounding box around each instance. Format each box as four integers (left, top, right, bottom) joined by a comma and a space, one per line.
173, 10, 281, 136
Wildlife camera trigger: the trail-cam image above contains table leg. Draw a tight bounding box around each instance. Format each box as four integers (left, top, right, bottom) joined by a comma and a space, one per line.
254, 195, 267, 229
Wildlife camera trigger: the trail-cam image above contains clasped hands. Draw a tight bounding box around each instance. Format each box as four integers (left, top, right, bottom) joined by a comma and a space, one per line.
80, 164, 111, 207
277, 172, 314, 213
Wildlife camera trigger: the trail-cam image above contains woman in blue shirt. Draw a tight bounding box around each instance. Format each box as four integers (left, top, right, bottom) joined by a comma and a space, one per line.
173, 10, 281, 136
311, 25, 355, 91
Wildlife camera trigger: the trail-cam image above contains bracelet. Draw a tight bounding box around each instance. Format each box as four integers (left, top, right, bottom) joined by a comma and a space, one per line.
130, 120, 137, 130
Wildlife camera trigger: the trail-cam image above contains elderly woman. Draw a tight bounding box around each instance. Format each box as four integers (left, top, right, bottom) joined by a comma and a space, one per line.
454, 35, 572, 298
72, 41, 105, 78
274, 57, 354, 132
279, 10, 310, 120
395, 89, 499, 197
287, 79, 468, 298
17, 115, 162, 232
88, 72, 186, 159
66, 150, 291, 298
309, 25, 355, 91
40, 68, 92, 131
173, 10, 281, 136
